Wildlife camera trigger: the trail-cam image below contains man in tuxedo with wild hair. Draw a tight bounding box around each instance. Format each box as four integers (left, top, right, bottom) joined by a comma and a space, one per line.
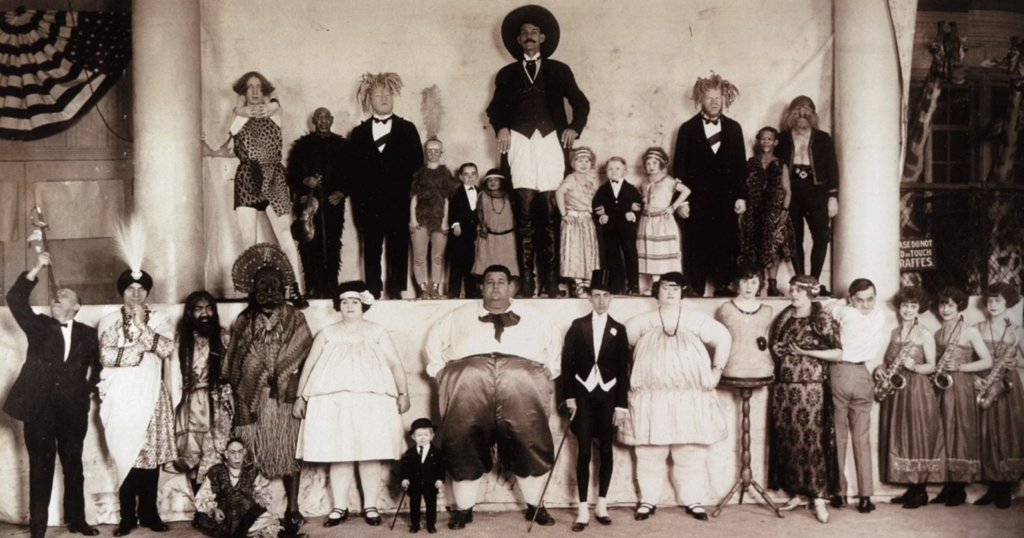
4, 252, 101, 538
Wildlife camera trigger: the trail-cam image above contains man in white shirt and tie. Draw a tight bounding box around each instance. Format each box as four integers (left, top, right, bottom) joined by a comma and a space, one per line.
559, 270, 631, 530
486, 5, 590, 298
5, 252, 101, 538
828, 278, 887, 513
349, 72, 424, 299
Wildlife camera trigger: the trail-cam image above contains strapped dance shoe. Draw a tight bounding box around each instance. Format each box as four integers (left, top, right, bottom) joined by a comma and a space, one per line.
363, 507, 382, 526
634, 503, 656, 520
857, 497, 876, 513
323, 508, 347, 527
779, 496, 807, 511
595, 514, 612, 525
685, 503, 708, 521
812, 499, 830, 523
525, 504, 555, 526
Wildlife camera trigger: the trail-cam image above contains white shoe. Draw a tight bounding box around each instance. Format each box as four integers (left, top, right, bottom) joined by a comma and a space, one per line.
779, 495, 807, 511
812, 499, 830, 523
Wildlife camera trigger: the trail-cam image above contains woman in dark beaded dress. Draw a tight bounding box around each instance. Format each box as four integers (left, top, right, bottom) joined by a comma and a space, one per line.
739, 127, 795, 297
931, 287, 993, 506
768, 275, 842, 523
973, 283, 1024, 509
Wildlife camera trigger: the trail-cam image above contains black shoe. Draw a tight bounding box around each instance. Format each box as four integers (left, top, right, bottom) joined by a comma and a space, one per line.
112, 525, 132, 538
323, 508, 347, 527
68, 523, 100, 536
426, 524, 437, 534
284, 511, 306, 527
447, 510, 467, 530
902, 490, 928, 509
931, 484, 952, 505
363, 508, 382, 526
830, 495, 847, 508
685, 503, 708, 521
464, 508, 473, 523
713, 286, 738, 298
634, 503, 656, 521
410, 523, 420, 533
857, 497, 876, 513
572, 521, 587, 532
289, 282, 309, 309
525, 505, 555, 526
995, 485, 1012, 509
595, 515, 612, 525
818, 285, 831, 297
141, 519, 169, 533
974, 487, 997, 506
891, 487, 912, 505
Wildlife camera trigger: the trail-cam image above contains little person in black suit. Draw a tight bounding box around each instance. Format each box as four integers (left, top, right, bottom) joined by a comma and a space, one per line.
447, 163, 481, 298
559, 270, 631, 531
400, 418, 446, 533
593, 157, 643, 295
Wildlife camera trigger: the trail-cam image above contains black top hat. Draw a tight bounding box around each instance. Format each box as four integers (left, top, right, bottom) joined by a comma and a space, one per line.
501, 5, 560, 59
410, 417, 436, 432
590, 269, 613, 293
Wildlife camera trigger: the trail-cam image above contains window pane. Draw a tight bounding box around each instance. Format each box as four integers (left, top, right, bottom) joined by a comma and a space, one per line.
934, 90, 950, 124
933, 130, 949, 162
950, 163, 970, 184
950, 130, 970, 163
948, 88, 970, 125
933, 164, 949, 183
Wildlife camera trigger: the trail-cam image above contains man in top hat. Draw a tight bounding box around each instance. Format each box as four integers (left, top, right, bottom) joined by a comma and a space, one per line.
98, 266, 177, 536
559, 270, 630, 530
4, 252, 101, 538
672, 73, 747, 297
425, 264, 562, 529
286, 107, 351, 300
487, 4, 590, 298
349, 73, 424, 300
775, 95, 839, 294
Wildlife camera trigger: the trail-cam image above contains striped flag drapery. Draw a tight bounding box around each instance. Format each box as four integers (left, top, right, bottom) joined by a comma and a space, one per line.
0, 8, 131, 141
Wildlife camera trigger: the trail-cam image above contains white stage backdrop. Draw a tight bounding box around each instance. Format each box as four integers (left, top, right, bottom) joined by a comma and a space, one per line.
199, 0, 841, 296
1, 295, 1020, 525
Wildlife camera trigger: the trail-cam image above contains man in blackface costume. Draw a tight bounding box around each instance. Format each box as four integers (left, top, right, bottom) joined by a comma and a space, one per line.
672, 73, 747, 297
486, 4, 590, 298
425, 265, 562, 529
98, 263, 176, 536
4, 253, 100, 538
223, 243, 313, 527
286, 107, 351, 300
349, 73, 424, 300
775, 95, 839, 294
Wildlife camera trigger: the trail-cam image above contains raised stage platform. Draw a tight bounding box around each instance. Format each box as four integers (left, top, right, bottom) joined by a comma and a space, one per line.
0, 295, 1020, 526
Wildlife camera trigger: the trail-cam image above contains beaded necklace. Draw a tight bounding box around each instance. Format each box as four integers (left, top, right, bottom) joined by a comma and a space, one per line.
658, 306, 682, 337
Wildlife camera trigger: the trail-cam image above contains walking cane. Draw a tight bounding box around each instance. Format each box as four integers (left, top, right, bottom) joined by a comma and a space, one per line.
390, 488, 407, 531
527, 414, 574, 533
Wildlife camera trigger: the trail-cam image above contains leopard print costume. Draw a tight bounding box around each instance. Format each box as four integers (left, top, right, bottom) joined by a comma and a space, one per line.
232, 117, 291, 216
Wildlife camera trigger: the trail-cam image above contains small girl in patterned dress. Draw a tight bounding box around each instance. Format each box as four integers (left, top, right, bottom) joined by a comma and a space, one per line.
556, 147, 601, 297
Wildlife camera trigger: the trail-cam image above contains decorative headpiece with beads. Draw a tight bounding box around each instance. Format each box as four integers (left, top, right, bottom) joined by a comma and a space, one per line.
231, 243, 295, 295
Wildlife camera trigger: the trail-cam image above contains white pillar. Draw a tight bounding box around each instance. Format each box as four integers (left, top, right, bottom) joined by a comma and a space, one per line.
832, 0, 905, 299
131, 0, 204, 302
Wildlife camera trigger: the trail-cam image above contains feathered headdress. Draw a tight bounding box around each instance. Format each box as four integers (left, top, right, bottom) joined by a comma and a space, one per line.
357, 72, 403, 115
420, 84, 444, 139
112, 213, 153, 294
691, 72, 740, 109
231, 243, 295, 294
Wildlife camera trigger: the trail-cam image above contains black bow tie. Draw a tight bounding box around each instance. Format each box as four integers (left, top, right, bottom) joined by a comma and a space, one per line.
479, 311, 521, 342
372, 116, 392, 124
60, 322, 70, 328
703, 116, 720, 126
612, 180, 622, 184
467, 186, 476, 191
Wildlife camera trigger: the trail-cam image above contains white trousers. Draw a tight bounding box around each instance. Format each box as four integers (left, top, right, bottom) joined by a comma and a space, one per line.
634, 444, 709, 506
509, 130, 565, 192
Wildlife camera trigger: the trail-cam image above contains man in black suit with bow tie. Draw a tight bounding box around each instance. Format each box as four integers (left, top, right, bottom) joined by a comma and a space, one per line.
672, 73, 748, 297
4, 252, 101, 538
349, 73, 424, 299
447, 163, 481, 299
400, 418, 446, 533
486, 5, 590, 298
592, 157, 643, 295
559, 270, 630, 530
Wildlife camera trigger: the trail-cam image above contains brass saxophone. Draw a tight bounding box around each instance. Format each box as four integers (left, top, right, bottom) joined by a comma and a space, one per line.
873, 319, 917, 402
977, 319, 1018, 409
932, 317, 963, 391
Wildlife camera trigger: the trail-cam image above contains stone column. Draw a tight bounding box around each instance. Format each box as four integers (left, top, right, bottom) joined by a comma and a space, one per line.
832, 0, 905, 299
131, 0, 204, 302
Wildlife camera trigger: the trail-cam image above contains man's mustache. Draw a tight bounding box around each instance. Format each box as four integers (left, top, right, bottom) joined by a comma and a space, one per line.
524, 39, 537, 44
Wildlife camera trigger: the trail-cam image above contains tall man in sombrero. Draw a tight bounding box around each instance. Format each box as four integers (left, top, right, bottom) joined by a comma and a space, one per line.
486, 4, 590, 298
223, 243, 313, 528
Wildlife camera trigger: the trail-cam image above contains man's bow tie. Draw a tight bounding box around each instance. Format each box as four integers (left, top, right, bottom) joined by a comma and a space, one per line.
479, 311, 521, 342
611, 179, 622, 184
467, 186, 476, 191
372, 116, 392, 124
703, 116, 720, 126
59, 322, 70, 328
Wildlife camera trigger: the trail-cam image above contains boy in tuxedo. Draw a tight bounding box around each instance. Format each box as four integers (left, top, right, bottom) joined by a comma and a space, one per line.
559, 270, 630, 530
447, 163, 481, 298
593, 157, 643, 295
400, 418, 446, 533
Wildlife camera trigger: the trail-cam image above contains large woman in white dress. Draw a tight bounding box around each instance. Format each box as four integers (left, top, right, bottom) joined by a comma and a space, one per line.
292, 281, 411, 526
618, 272, 731, 521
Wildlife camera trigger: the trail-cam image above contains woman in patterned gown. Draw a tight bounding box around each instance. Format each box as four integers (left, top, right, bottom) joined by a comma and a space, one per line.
974, 283, 1024, 509
739, 127, 795, 297
877, 287, 945, 509
931, 287, 993, 506
768, 275, 841, 524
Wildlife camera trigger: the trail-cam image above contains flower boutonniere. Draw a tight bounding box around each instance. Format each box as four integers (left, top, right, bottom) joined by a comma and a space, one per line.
610, 327, 618, 336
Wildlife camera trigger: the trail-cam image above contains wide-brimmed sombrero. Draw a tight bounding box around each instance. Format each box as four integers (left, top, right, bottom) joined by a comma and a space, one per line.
501, 4, 560, 59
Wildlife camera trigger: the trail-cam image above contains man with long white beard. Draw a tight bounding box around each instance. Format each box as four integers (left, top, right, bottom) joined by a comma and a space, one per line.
775, 96, 840, 295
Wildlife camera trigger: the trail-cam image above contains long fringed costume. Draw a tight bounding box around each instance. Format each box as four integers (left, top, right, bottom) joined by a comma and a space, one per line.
194, 463, 283, 538
224, 305, 312, 478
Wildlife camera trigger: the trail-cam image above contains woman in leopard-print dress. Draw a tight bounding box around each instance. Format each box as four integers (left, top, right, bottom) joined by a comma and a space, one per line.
227, 71, 304, 295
